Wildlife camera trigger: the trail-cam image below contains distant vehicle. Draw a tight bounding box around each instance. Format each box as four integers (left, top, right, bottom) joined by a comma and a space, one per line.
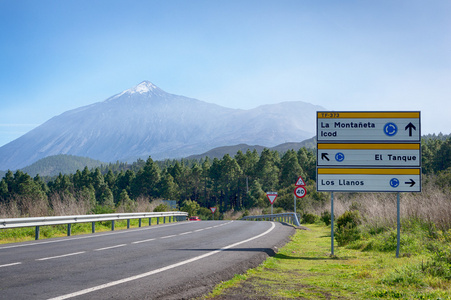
189, 216, 201, 221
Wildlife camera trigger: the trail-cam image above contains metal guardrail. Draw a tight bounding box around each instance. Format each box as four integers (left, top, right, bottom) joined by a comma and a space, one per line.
242, 212, 301, 227
0, 212, 188, 240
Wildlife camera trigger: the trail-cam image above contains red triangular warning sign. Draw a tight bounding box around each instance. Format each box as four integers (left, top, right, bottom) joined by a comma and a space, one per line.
295, 176, 306, 186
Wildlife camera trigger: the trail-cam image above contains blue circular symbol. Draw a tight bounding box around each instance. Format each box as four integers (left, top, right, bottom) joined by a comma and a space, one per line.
390, 178, 400, 188
335, 152, 345, 162
384, 122, 398, 137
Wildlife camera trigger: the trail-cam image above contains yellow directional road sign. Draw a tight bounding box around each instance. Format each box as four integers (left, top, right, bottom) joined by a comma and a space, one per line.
317, 168, 421, 192
317, 111, 421, 142
317, 143, 421, 167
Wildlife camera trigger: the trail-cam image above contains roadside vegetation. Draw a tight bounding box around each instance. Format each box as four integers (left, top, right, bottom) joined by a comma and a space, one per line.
1, 134, 449, 220
1, 133, 451, 298
205, 222, 451, 299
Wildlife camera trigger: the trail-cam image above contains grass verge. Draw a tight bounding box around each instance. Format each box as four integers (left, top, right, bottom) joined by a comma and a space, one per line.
204, 224, 451, 299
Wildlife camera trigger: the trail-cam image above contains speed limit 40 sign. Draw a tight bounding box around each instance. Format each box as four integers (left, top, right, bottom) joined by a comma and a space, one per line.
294, 186, 306, 198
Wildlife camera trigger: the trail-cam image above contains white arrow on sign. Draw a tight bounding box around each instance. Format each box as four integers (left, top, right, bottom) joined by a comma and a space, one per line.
266, 192, 278, 205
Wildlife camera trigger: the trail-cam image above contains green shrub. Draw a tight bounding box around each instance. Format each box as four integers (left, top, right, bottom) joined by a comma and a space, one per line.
93, 204, 115, 214
153, 203, 170, 212
197, 207, 213, 220
321, 210, 331, 226
424, 235, 451, 279
302, 212, 318, 224
380, 264, 427, 288
335, 210, 361, 246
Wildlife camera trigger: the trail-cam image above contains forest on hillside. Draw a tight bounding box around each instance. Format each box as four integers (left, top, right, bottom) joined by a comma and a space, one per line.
0, 135, 450, 221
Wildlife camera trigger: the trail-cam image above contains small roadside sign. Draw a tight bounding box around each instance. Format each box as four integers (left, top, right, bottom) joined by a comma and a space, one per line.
294, 186, 307, 198
210, 207, 216, 214
266, 192, 278, 205
295, 176, 306, 186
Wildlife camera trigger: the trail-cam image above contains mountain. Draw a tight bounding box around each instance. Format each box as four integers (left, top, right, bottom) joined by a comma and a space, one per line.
0, 81, 325, 170
4, 138, 316, 178
186, 137, 316, 161
20, 155, 105, 177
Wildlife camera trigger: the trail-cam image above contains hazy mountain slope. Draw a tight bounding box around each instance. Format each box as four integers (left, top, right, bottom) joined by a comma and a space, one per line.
21, 155, 105, 177
186, 137, 316, 160
0, 81, 324, 170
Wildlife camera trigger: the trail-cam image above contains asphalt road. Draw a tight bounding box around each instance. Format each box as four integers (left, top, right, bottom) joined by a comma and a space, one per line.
0, 220, 295, 299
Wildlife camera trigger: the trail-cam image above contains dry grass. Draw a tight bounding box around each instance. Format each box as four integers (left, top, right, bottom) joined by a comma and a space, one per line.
49, 192, 92, 216
0, 194, 162, 218
312, 179, 451, 230
0, 195, 50, 218
222, 209, 244, 220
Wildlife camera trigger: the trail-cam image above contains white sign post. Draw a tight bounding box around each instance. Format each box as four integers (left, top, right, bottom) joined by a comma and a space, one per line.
316, 111, 421, 257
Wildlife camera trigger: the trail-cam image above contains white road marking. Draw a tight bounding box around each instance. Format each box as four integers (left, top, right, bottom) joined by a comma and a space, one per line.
47, 222, 276, 300
94, 244, 127, 251
178, 231, 193, 235
0, 262, 22, 268
160, 235, 176, 239
132, 238, 156, 244
36, 252, 86, 261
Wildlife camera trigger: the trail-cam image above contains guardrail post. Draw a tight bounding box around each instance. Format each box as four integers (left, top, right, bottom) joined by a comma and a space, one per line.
163, 217, 166, 224
35, 226, 40, 240
127, 219, 130, 229
157, 218, 159, 225
139, 218, 142, 227
112, 220, 115, 231
67, 223, 72, 236
149, 218, 151, 226
92, 222, 95, 233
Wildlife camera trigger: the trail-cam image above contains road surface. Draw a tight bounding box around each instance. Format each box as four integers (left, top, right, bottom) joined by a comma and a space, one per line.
0, 220, 294, 299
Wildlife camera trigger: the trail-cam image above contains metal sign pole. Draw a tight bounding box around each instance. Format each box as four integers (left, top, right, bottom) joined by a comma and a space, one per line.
331, 192, 334, 256
396, 192, 400, 258
294, 194, 296, 214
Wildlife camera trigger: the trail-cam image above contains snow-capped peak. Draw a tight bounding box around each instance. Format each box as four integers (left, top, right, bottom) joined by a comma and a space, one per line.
127, 81, 158, 94
106, 81, 163, 102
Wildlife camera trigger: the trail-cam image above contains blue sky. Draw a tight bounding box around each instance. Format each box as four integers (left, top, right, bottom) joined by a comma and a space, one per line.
0, 0, 450, 147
